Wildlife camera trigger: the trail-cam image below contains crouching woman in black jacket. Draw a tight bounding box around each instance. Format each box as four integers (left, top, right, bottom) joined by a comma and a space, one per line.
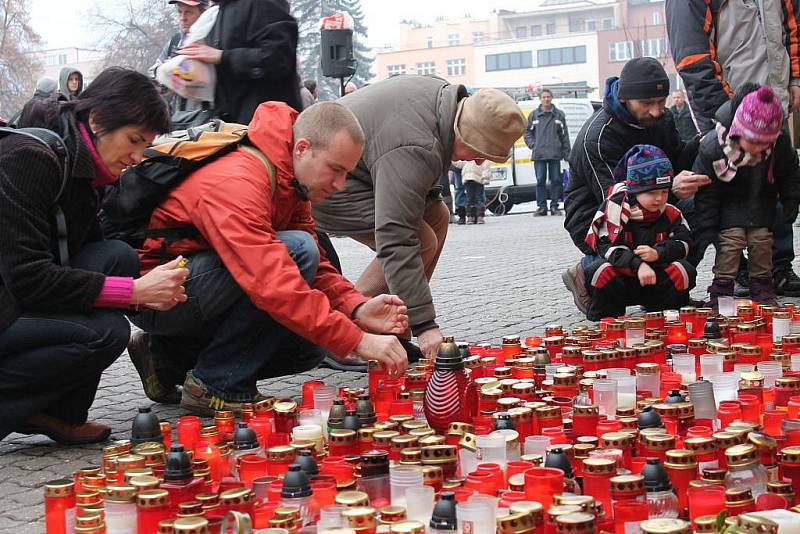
0, 68, 188, 444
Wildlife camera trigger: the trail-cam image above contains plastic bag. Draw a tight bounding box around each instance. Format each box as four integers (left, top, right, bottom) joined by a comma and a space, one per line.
320, 12, 354, 30
156, 6, 219, 102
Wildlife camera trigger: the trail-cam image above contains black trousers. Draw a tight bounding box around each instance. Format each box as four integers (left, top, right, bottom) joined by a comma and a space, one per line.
584, 258, 696, 321
0, 240, 138, 439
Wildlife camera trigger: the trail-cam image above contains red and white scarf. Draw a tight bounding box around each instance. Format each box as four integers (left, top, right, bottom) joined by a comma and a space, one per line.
585, 182, 661, 251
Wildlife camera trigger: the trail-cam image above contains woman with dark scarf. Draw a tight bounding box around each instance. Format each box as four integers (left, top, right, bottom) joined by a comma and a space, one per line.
0, 67, 188, 444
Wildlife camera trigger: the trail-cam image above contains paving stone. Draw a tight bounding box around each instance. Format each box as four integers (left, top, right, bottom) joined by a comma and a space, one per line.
1, 204, 798, 528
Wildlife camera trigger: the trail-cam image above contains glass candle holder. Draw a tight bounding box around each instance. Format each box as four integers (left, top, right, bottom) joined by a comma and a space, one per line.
687, 381, 717, 422
699, 354, 723, 379
593, 379, 618, 420
615, 376, 637, 411
672, 353, 696, 385
687, 485, 726, 522
524, 467, 564, 512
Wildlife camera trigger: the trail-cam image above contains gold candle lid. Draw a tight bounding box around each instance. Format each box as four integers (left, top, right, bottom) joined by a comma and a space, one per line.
421, 444, 457, 464
554, 512, 595, 534
389, 521, 425, 534
601, 432, 633, 449
636, 363, 660, 375
572, 404, 599, 416
693, 515, 717, 534
136, 489, 169, 508
459, 433, 477, 452
379, 505, 407, 524
642, 433, 677, 451
735, 513, 778, 534
422, 465, 443, 483
640, 518, 691, 534
172, 517, 210, 533
497, 512, 536, 533
177, 501, 204, 517
610, 474, 645, 494
372, 431, 400, 446
725, 444, 758, 466
547, 505, 583, 523
266, 445, 297, 462
398, 448, 422, 464
336, 490, 371, 508
273, 398, 297, 414
104, 485, 137, 503
582, 458, 616, 475
417, 435, 445, 447
726, 487, 755, 505
664, 449, 698, 469
219, 487, 253, 506
330, 429, 358, 444
684, 437, 717, 454
74, 514, 105, 533
446, 421, 474, 435
157, 519, 175, 533
342, 506, 377, 529
44, 479, 75, 498
509, 501, 544, 523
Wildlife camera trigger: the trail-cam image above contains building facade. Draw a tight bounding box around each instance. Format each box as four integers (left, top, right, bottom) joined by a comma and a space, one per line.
597, 0, 679, 92
373, 0, 678, 99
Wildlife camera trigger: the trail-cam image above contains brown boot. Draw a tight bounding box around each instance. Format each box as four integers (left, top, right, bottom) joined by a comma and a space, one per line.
16, 414, 111, 445
466, 207, 477, 225
476, 207, 485, 224
562, 262, 591, 315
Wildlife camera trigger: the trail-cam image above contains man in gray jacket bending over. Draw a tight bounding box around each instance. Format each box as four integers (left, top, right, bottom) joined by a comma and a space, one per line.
313, 75, 525, 361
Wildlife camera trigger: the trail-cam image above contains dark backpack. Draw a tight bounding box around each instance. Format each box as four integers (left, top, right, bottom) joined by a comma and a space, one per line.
0, 118, 72, 266
101, 120, 275, 254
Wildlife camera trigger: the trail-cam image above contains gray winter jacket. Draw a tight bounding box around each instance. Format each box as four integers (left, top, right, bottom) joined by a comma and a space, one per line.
523, 105, 570, 161
313, 75, 468, 333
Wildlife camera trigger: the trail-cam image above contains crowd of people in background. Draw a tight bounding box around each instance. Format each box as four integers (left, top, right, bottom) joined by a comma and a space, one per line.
3, 0, 800, 444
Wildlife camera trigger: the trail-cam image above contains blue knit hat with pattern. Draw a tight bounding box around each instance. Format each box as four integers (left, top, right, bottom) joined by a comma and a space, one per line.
612, 144, 674, 195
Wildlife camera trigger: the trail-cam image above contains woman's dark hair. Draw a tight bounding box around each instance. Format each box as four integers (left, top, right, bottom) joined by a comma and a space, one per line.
731, 82, 761, 114
66, 67, 171, 136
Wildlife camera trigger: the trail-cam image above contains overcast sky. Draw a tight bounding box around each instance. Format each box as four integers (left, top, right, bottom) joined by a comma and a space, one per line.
29, 0, 536, 50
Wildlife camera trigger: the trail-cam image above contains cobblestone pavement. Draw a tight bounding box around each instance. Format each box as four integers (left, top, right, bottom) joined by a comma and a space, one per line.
2, 203, 798, 531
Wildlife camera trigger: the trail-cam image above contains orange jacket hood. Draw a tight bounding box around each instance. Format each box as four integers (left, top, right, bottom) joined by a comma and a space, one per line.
247, 101, 297, 181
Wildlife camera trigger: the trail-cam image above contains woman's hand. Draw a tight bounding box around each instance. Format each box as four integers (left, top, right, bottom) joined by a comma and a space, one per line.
132, 257, 189, 311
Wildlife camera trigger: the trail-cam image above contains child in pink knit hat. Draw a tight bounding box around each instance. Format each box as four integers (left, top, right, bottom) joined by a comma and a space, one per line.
694, 84, 800, 307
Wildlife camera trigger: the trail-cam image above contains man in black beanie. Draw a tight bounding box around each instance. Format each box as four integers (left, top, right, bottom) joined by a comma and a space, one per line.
561, 57, 708, 317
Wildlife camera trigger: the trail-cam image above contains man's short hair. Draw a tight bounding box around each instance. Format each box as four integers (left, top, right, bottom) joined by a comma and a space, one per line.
539, 88, 553, 97
294, 101, 365, 149
303, 79, 317, 93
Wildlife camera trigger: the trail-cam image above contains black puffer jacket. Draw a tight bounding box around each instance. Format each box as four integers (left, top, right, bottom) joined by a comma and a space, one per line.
208, 0, 302, 123
0, 102, 106, 333
564, 78, 698, 255
693, 102, 800, 232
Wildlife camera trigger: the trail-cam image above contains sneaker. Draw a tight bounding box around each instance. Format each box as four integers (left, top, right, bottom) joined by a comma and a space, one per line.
180, 372, 268, 417
319, 352, 369, 372
128, 331, 181, 404
550, 208, 563, 216
774, 267, 800, 297
533, 207, 548, 217
562, 262, 590, 315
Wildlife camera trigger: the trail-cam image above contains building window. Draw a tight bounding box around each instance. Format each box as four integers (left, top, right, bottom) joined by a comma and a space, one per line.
387, 64, 406, 77
485, 51, 533, 72
641, 37, 666, 58
609, 41, 634, 62
446, 58, 466, 76
531, 24, 542, 37
416, 61, 436, 75
603, 18, 614, 29
569, 18, 585, 32
448, 33, 460, 46
537, 45, 587, 66
587, 20, 597, 31
546, 23, 556, 34
426, 36, 433, 49
652, 11, 661, 25
473, 31, 485, 43
515, 26, 528, 39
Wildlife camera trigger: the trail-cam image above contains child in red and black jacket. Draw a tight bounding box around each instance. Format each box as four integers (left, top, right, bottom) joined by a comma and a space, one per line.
584, 144, 696, 321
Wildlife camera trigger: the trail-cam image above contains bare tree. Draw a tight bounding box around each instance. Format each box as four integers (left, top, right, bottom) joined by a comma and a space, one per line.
89, 0, 176, 74
0, 0, 42, 119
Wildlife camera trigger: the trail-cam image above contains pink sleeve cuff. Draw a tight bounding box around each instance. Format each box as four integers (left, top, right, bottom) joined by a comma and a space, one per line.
93, 276, 134, 308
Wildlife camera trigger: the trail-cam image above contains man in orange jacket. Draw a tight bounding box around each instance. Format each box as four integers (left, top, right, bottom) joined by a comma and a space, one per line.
129, 101, 409, 415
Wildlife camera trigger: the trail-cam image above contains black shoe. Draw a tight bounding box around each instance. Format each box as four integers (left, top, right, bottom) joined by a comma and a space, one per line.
128, 331, 181, 404
734, 270, 750, 298
533, 207, 548, 217
775, 267, 800, 297
550, 208, 563, 216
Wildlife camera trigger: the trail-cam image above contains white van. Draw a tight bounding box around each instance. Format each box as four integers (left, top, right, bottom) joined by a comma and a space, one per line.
485, 98, 597, 214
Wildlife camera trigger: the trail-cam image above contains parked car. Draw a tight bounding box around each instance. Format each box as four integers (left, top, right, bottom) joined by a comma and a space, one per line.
486, 98, 595, 215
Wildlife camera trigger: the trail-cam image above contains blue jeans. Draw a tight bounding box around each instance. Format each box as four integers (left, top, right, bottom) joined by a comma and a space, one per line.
464, 181, 485, 208
677, 197, 794, 273
452, 170, 467, 209
535, 159, 562, 209
132, 230, 326, 401
0, 240, 137, 439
